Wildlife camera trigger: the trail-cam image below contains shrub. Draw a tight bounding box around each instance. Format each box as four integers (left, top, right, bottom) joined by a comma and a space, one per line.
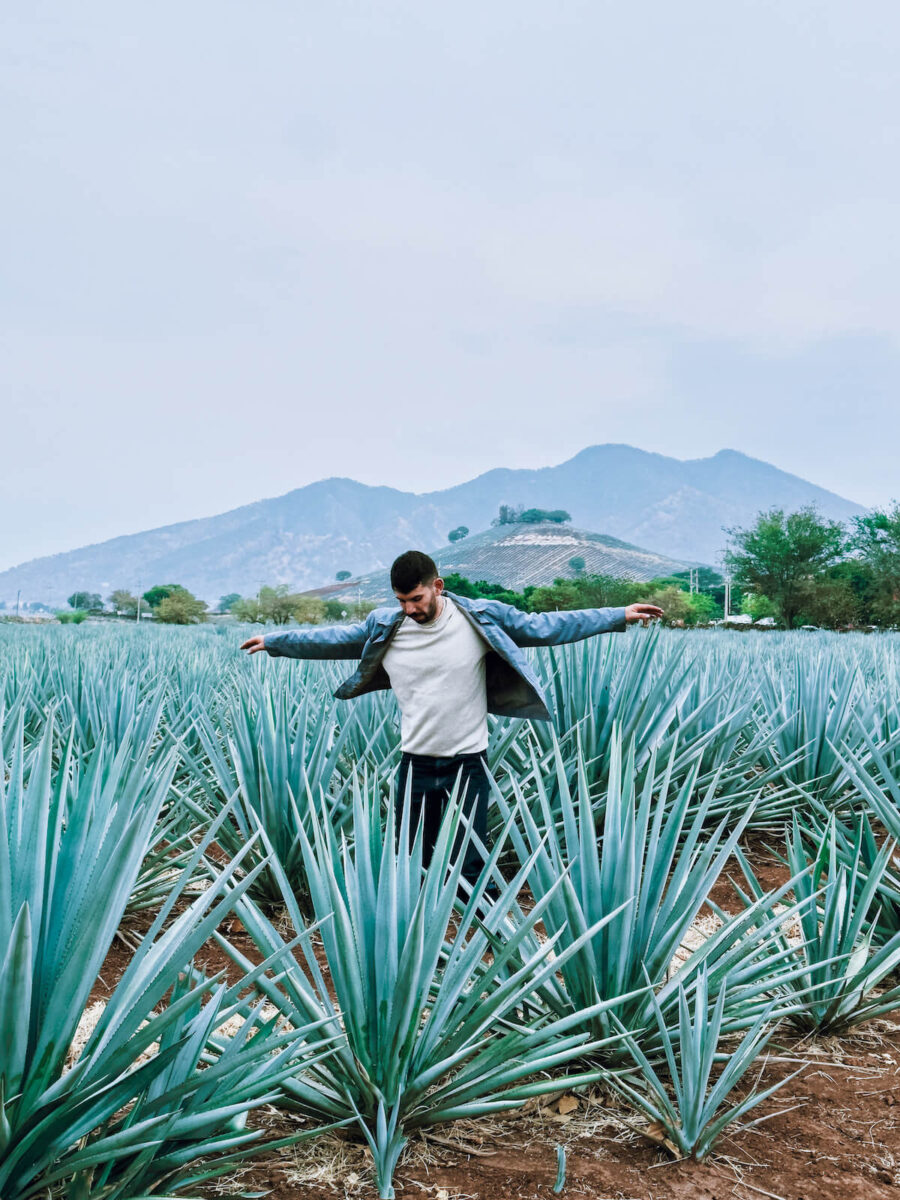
741, 593, 778, 621
155, 588, 208, 624
58, 610, 89, 624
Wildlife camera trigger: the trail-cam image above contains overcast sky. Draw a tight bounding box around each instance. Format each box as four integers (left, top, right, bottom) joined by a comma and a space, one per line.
3, 1, 898, 572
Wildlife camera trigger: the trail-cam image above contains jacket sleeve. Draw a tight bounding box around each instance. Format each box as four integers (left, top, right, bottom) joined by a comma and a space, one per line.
478, 600, 628, 648
263, 617, 371, 660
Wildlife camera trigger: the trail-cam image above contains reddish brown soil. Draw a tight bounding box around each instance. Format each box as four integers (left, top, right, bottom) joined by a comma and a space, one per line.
92, 838, 900, 1200
705, 832, 794, 915
215, 1024, 900, 1200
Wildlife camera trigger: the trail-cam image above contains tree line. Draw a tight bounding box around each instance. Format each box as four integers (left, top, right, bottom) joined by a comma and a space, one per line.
445, 502, 900, 630
54, 500, 900, 632
723, 502, 900, 629
62, 585, 210, 624
61, 583, 375, 626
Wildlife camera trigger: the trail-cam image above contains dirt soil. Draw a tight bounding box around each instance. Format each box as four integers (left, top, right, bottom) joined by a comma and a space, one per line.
204, 1023, 900, 1200
91, 839, 900, 1200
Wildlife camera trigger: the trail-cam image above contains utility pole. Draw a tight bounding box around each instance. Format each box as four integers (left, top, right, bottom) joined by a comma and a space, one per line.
15, 589, 20, 618
136, 580, 142, 622
724, 577, 731, 620
689, 568, 699, 595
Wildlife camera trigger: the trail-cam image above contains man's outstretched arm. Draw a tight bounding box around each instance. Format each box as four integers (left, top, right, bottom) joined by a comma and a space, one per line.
473, 600, 663, 648
240, 616, 371, 660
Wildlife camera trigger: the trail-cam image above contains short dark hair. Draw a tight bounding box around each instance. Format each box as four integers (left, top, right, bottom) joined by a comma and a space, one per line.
390, 550, 439, 593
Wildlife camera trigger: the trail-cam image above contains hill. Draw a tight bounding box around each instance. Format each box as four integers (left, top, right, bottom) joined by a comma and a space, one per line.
313, 521, 691, 603
0, 445, 864, 607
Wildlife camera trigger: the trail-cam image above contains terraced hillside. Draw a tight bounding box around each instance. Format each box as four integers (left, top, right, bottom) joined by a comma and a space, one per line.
313, 521, 690, 602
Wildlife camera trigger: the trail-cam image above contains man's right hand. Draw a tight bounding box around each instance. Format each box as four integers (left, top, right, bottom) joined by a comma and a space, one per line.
624, 603, 664, 627
240, 635, 268, 654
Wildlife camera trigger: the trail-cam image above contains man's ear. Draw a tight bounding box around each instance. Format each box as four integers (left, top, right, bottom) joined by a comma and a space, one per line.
433, 577, 445, 595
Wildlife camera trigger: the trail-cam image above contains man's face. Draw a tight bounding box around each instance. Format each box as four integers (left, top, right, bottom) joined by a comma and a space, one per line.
393, 577, 444, 623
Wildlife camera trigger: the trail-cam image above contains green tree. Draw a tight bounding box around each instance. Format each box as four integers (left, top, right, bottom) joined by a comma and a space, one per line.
671, 567, 724, 591
154, 588, 208, 624
447, 526, 469, 543
528, 579, 586, 611
218, 592, 241, 613
684, 592, 718, 624
108, 589, 138, 615
290, 596, 327, 624
231, 597, 264, 623
528, 573, 643, 612
519, 508, 571, 524
442, 572, 481, 599
335, 571, 352, 582
642, 585, 693, 625
68, 591, 103, 611
568, 556, 586, 574
493, 504, 522, 526
850, 503, 900, 624
793, 576, 859, 629
142, 584, 181, 610
323, 598, 376, 621
740, 593, 778, 621
231, 586, 330, 625
724, 506, 847, 630
828, 559, 878, 625
442, 572, 531, 610
259, 585, 299, 625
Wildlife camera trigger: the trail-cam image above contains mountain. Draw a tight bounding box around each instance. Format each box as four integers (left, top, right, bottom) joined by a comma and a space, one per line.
312, 521, 691, 603
0, 446, 865, 607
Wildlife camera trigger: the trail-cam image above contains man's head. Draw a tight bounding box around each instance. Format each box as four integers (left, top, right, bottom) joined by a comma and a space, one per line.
390, 550, 444, 623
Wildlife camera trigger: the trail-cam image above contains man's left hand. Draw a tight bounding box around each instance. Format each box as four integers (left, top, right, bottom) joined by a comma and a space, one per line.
624, 603, 664, 626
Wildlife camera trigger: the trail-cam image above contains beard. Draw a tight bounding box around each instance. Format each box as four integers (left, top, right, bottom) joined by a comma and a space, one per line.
410, 595, 441, 623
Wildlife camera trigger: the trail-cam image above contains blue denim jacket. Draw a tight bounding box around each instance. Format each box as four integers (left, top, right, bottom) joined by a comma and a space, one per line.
262, 593, 627, 721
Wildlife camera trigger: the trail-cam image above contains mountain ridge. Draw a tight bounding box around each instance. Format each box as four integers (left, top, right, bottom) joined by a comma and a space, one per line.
0, 445, 865, 606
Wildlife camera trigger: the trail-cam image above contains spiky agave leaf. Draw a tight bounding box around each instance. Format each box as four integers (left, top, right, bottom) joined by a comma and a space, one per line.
489, 727, 823, 1055
186, 674, 357, 908
756, 651, 880, 803
832, 722, 900, 842
214, 773, 640, 1200
606, 966, 801, 1161
790, 797, 900, 945
0, 720, 341, 1200
733, 813, 900, 1033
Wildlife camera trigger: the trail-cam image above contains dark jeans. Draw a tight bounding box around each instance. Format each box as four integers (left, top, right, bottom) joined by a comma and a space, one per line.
395, 750, 490, 883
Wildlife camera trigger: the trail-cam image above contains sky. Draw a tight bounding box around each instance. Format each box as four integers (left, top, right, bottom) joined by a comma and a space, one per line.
3, 1, 899, 572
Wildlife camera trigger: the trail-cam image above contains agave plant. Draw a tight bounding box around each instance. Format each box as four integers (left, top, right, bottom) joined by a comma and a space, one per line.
0, 718, 340, 1199
834, 723, 900, 842
216, 776, 638, 1199
734, 813, 900, 1034
125, 781, 209, 921
530, 626, 697, 790
47, 651, 168, 759
321, 671, 401, 779
489, 729, 821, 1056
755, 651, 879, 802
607, 967, 801, 1161
792, 797, 900, 945
527, 631, 800, 829
187, 675, 358, 907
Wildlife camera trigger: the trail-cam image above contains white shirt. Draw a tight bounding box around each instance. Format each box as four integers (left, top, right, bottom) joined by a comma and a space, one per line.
381, 596, 489, 755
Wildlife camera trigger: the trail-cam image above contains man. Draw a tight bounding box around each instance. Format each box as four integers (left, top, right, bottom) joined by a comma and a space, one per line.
242, 550, 663, 881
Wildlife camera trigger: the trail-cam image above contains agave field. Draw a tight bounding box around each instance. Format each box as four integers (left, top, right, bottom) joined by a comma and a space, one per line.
2, 622, 900, 1199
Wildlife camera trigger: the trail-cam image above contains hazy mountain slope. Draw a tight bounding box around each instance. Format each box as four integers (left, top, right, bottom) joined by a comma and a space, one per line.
0, 446, 864, 606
